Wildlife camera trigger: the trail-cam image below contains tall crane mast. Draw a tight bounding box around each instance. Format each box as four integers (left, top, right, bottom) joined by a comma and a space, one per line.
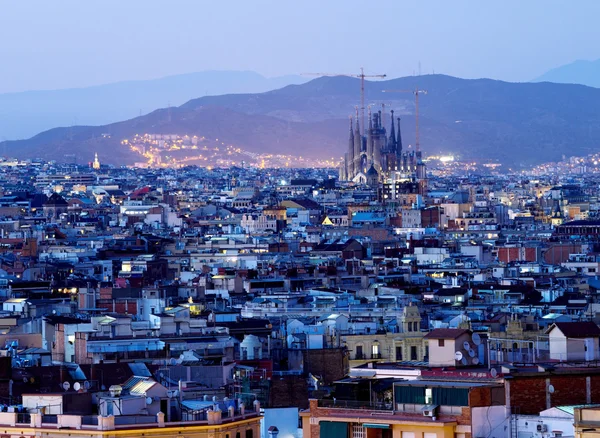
302, 68, 387, 132
382, 87, 428, 152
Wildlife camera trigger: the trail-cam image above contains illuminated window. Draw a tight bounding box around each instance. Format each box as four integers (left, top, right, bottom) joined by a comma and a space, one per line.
372, 343, 380, 358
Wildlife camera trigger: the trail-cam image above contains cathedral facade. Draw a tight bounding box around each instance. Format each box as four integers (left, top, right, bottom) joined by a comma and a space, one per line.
339, 109, 426, 198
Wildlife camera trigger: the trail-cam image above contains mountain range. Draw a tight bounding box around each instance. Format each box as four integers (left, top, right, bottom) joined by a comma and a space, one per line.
533, 59, 600, 88
0, 71, 307, 140
4, 74, 600, 167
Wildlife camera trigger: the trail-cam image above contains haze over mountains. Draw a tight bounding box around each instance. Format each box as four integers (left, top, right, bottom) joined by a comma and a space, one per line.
5, 74, 600, 167
533, 59, 600, 88
0, 71, 307, 140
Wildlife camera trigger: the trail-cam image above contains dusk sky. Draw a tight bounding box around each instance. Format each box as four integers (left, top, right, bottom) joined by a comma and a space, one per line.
1, 0, 599, 93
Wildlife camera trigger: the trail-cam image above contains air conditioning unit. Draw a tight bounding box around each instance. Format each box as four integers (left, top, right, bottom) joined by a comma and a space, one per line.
422, 405, 438, 417
537, 424, 548, 432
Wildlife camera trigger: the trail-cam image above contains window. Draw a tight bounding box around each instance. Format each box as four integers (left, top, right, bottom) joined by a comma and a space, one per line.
353, 425, 365, 438
356, 345, 364, 359
246, 429, 253, 438
438, 339, 445, 347
425, 388, 433, 404
413, 321, 419, 331
372, 343, 380, 359
396, 346, 403, 361
411, 346, 418, 360
236, 433, 241, 438
432, 387, 469, 406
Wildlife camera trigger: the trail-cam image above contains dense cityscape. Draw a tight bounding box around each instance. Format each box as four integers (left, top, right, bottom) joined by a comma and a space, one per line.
6, 2, 600, 438
1, 111, 600, 438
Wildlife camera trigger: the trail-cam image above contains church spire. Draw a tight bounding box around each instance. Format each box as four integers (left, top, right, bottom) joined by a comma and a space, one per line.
367, 106, 374, 168
396, 117, 403, 157
353, 107, 361, 172
389, 110, 396, 151
347, 116, 355, 179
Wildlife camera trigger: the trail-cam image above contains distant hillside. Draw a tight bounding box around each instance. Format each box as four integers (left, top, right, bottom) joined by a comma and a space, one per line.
0, 71, 308, 140
4, 74, 600, 166
533, 59, 600, 88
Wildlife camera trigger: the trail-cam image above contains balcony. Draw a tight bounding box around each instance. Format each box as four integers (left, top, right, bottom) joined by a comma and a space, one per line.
317, 399, 393, 411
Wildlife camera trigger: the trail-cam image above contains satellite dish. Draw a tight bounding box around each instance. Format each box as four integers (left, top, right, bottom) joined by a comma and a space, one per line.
73, 382, 81, 391
548, 385, 555, 394
169, 358, 177, 366
469, 349, 476, 357
490, 368, 498, 378
62, 381, 71, 391
22, 377, 28, 383
461, 357, 468, 366
84, 381, 91, 390
472, 333, 482, 345
472, 357, 480, 365
146, 397, 153, 405
463, 341, 471, 350
455, 351, 463, 361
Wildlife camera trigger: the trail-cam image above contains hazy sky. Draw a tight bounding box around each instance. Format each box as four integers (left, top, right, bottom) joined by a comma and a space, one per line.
1, 0, 599, 93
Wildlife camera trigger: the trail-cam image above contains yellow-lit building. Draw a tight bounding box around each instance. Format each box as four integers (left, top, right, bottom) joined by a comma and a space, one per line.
342, 305, 426, 366
575, 406, 600, 438
0, 410, 260, 438
302, 378, 502, 438
302, 399, 462, 438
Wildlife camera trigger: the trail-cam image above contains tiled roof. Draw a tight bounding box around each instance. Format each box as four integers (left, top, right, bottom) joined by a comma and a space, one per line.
424, 328, 471, 340
548, 322, 600, 338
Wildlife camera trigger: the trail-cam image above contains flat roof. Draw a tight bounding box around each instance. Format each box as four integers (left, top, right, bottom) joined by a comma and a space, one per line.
393, 380, 501, 388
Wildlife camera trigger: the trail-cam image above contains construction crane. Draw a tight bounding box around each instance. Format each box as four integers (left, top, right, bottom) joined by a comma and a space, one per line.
302, 68, 387, 132
382, 87, 428, 151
